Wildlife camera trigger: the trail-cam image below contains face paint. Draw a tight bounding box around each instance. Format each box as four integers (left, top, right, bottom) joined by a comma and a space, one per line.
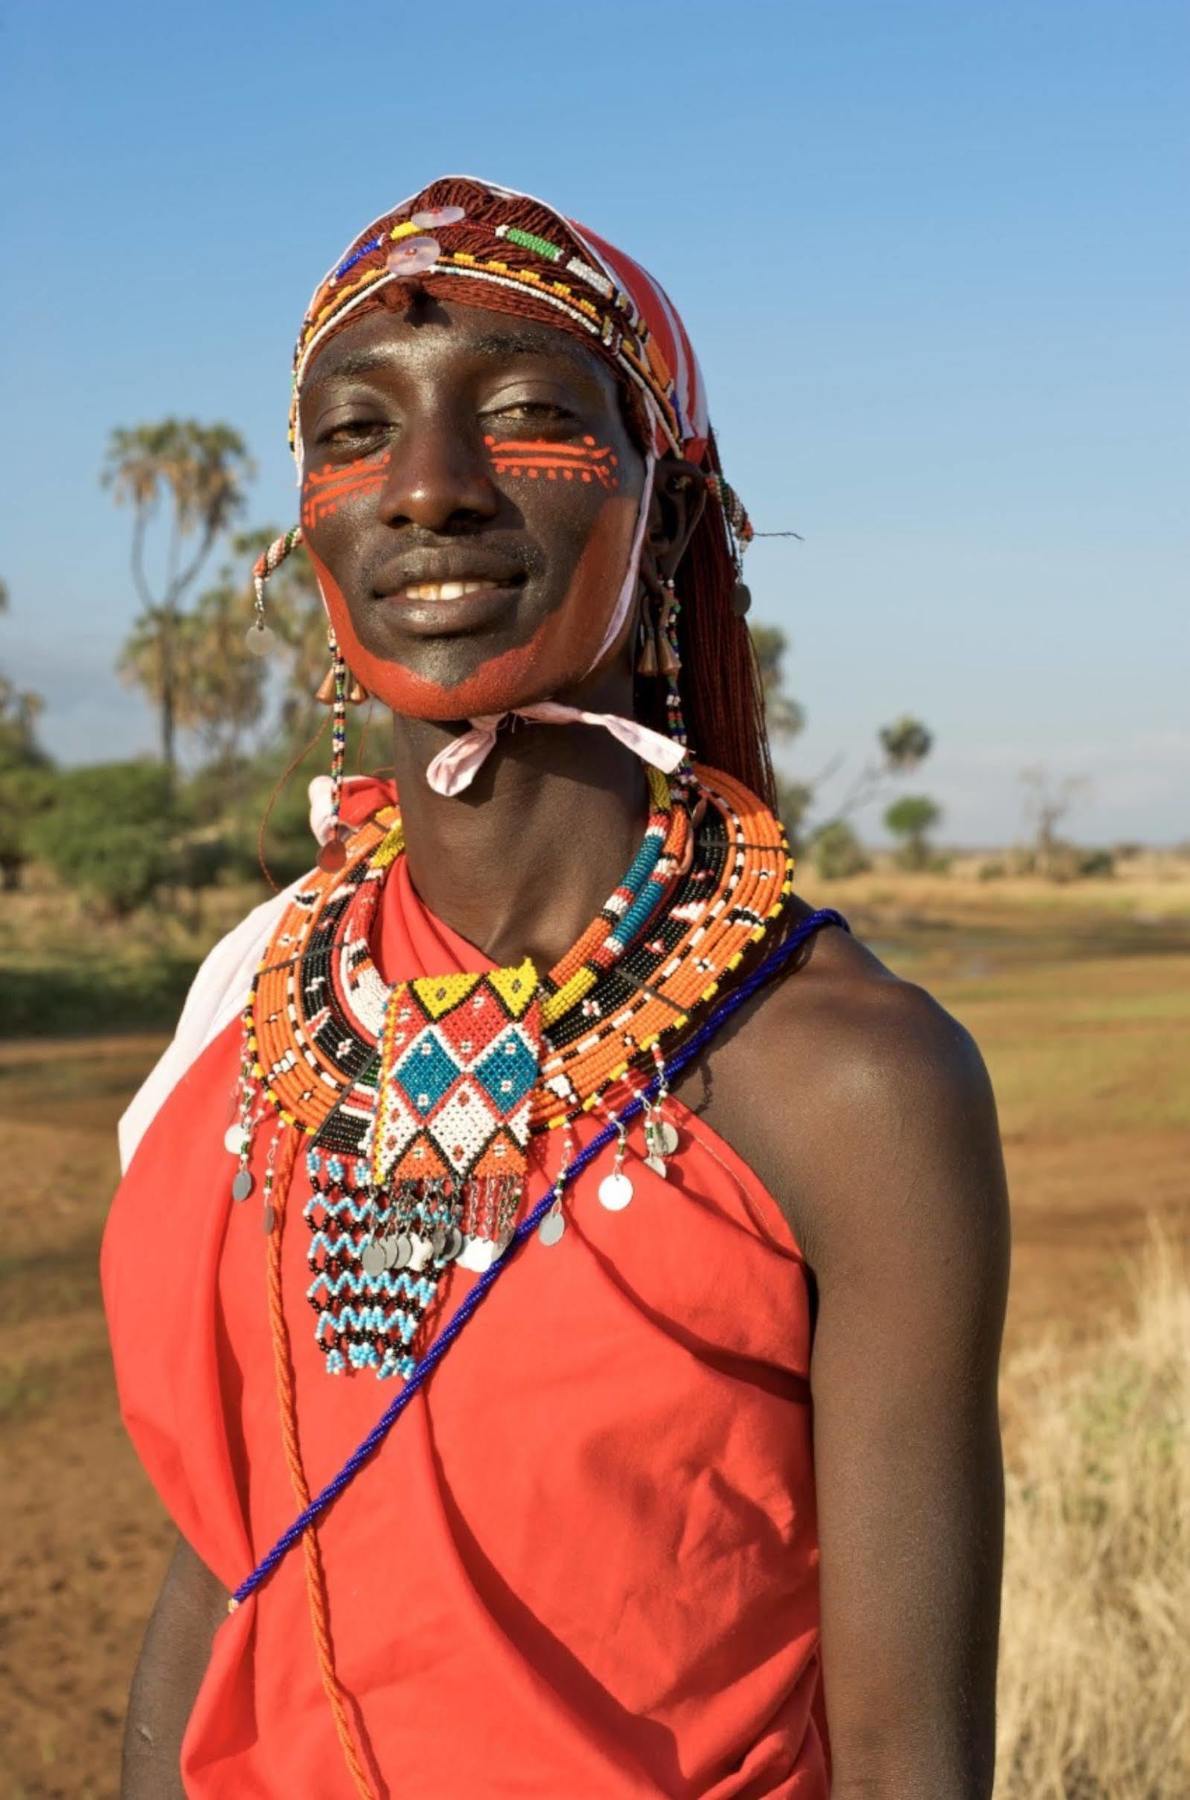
301, 451, 392, 531
484, 435, 620, 492
307, 485, 641, 721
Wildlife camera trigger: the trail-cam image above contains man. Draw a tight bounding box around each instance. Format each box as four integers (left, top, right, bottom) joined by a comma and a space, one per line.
105, 176, 1009, 1797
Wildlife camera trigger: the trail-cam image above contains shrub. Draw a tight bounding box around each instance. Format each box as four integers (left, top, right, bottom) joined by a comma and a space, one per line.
27, 760, 177, 916
996, 1230, 1189, 1797
809, 820, 870, 880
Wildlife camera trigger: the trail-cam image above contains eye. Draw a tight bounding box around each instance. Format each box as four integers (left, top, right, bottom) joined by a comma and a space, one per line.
317, 420, 392, 452
481, 399, 576, 426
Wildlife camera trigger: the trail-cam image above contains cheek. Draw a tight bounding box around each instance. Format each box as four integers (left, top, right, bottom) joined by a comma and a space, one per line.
483, 434, 621, 493
300, 452, 391, 532
307, 488, 639, 720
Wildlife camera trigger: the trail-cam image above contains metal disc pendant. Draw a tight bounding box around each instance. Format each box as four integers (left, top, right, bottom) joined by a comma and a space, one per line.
730, 580, 752, 618
381, 1234, 401, 1270
431, 1225, 447, 1258
394, 1233, 413, 1270
224, 1124, 245, 1155
538, 1209, 566, 1247
657, 1120, 680, 1155
244, 622, 277, 656
317, 837, 347, 873
644, 1155, 668, 1179
231, 1169, 254, 1202
360, 1240, 386, 1276
598, 1171, 634, 1212
443, 1225, 464, 1262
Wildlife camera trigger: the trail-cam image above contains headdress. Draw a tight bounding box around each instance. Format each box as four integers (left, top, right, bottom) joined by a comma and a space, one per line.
258, 176, 774, 811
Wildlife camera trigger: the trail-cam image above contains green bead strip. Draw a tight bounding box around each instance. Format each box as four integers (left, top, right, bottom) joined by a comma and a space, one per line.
498, 225, 564, 262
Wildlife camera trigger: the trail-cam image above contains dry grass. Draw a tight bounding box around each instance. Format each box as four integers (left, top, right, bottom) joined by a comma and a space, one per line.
996, 1229, 1190, 1799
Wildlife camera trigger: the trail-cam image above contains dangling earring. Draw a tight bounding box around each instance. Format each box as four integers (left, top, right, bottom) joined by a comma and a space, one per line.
639, 571, 689, 754
313, 632, 370, 871
246, 526, 301, 655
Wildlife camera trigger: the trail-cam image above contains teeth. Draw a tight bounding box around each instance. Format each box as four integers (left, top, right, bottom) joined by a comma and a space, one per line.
402, 580, 503, 602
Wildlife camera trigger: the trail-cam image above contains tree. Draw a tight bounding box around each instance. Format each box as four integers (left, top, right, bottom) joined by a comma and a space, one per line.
1020, 766, 1090, 880
885, 794, 942, 871
750, 624, 806, 743
104, 420, 254, 778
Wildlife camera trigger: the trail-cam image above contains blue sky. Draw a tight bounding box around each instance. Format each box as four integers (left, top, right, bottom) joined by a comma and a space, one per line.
2, 0, 1186, 846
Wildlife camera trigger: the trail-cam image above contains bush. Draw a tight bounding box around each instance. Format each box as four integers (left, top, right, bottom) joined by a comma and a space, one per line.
27, 760, 178, 916
809, 820, 870, 880
978, 860, 1007, 881
996, 1230, 1188, 1797
0, 764, 58, 890
1077, 848, 1116, 879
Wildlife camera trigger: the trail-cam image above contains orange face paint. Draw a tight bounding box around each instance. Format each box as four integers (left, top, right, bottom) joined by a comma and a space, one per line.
307, 488, 640, 720
483, 435, 619, 492
301, 452, 391, 531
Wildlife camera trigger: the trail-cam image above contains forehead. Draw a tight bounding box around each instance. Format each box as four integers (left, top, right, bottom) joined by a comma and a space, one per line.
299, 299, 616, 401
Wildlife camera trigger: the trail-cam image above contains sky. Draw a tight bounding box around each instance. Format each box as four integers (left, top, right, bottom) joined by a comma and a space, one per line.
1, 0, 1186, 847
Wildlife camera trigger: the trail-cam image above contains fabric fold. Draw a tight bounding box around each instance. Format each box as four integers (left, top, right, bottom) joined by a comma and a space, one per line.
424, 703, 687, 797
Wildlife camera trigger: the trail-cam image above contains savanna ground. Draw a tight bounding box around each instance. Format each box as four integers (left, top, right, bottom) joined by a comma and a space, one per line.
1, 855, 1187, 1798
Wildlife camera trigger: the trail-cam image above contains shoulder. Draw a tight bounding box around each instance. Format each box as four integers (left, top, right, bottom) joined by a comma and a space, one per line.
116, 878, 301, 1174
677, 900, 1009, 1284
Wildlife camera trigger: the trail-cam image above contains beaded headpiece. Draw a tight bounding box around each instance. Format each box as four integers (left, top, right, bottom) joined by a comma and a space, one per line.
290, 177, 752, 552
259, 174, 775, 814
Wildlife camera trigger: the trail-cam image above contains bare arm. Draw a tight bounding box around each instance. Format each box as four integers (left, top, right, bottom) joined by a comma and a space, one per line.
795, 983, 1010, 1797
689, 939, 1010, 1797
121, 1534, 227, 1799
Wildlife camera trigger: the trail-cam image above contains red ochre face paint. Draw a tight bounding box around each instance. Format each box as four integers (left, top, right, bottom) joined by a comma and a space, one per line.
301, 451, 391, 531
484, 435, 620, 492
306, 489, 640, 721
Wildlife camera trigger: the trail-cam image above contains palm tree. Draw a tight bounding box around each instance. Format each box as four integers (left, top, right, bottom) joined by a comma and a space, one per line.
103, 420, 254, 778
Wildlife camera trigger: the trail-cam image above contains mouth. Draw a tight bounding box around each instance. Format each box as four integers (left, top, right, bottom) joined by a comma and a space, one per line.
392, 577, 520, 604
374, 571, 526, 637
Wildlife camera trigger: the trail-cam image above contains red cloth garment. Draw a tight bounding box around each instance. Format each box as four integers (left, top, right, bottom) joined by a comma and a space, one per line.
102, 805, 828, 1798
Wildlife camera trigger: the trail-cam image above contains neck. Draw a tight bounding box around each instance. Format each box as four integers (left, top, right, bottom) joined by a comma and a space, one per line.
390, 671, 652, 973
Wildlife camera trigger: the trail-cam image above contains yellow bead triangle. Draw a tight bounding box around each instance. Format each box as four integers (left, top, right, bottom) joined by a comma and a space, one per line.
488, 956, 539, 1019
410, 970, 483, 1019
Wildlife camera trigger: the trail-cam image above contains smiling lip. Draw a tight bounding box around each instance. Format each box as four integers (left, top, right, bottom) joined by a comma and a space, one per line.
376, 574, 525, 637
390, 578, 520, 604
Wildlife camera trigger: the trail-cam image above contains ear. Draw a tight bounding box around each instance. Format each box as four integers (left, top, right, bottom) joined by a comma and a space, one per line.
644, 455, 707, 583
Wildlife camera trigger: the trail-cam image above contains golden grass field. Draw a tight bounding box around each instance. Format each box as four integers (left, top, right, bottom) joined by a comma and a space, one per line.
1, 856, 1187, 1798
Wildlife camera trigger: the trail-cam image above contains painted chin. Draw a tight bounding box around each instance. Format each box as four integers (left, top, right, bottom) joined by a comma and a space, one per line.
306, 491, 639, 719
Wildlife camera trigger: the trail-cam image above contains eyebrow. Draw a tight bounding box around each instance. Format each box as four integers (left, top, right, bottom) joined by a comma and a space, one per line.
306, 328, 601, 390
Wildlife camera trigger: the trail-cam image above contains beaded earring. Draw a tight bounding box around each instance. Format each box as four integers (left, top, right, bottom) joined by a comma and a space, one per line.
314, 631, 352, 872
638, 571, 690, 754
704, 472, 755, 617
246, 526, 302, 655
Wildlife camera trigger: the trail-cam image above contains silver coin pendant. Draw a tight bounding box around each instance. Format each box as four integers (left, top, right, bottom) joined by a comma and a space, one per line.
538, 1209, 566, 1247
360, 1240, 386, 1276
598, 1171, 634, 1212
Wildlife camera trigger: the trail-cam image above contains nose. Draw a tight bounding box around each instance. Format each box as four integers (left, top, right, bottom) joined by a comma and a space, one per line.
378, 410, 502, 534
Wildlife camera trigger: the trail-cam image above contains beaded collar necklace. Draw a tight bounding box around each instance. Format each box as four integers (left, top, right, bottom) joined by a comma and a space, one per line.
231, 763, 791, 1379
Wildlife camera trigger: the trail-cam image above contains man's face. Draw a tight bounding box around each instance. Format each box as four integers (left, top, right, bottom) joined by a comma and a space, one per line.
297, 298, 647, 720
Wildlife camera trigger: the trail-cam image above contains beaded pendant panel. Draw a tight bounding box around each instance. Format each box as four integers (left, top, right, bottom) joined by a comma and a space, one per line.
241, 768, 792, 1379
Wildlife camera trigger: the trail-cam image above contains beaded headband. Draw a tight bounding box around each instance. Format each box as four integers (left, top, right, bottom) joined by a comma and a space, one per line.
289, 175, 752, 556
